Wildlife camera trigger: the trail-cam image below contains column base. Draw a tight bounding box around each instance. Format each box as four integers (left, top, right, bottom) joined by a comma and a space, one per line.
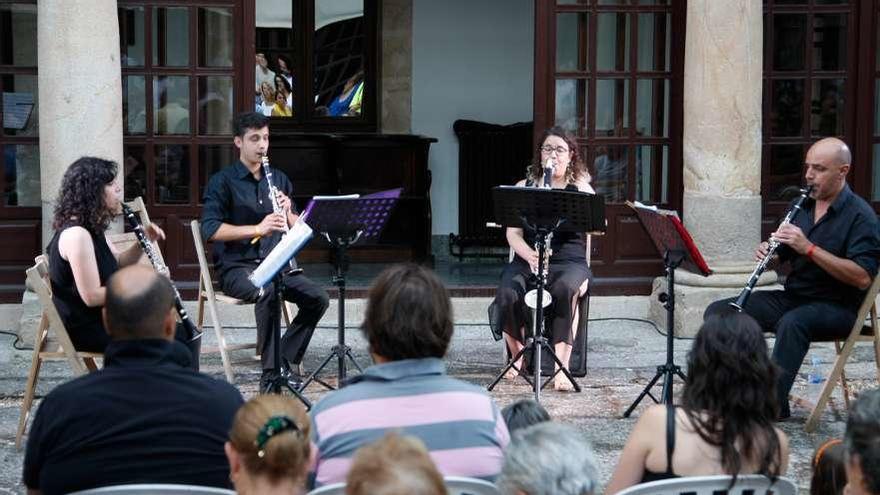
648, 262, 779, 338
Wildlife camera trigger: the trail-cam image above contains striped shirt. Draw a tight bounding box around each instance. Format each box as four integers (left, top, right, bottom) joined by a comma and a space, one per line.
309, 358, 509, 487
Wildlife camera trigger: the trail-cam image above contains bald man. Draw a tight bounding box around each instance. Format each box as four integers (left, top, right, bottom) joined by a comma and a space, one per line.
24, 265, 244, 495
705, 138, 880, 420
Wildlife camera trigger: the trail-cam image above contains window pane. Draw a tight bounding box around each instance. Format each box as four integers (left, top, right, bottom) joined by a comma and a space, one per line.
556, 13, 585, 72
813, 14, 846, 71
0, 4, 37, 66
555, 79, 581, 132
122, 75, 145, 135
593, 145, 629, 203
314, 0, 365, 118
118, 6, 145, 67
636, 79, 668, 137
154, 76, 190, 135
597, 13, 630, 72
2, 74, 38, 137
771, 79, 804, 137
123, 145, 147, 202
596, 79, 629, 137
199, 7, 233, 67
636, 145, 668, 204
811, 79, 844, 137
873, 144, 880, 201
153, 7, 189, 67
638, 0, 670, 4
637, 13, 670, 72
199, 145, 236, 202
768, 145, 804, 200
875, 79, 880, 136
773, 14, 806, 71
255, 0, 295, 118
3, 144, 39, 206
199, 76, 233, 135
155, 144, 190, 205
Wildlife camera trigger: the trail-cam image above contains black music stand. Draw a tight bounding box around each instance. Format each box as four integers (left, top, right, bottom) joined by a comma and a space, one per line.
299, 188, 402, 391
486, 186, 605, 403
622, 202, 712, 417
249, 220, 315, 408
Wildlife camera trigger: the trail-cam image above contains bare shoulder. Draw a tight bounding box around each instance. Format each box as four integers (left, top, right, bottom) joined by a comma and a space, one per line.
57, 226, 94, 258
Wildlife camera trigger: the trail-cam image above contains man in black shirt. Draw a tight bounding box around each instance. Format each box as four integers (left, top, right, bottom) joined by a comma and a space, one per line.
23, 265, 244, 494
201, 112, 329, 390
706, 138, 880, 419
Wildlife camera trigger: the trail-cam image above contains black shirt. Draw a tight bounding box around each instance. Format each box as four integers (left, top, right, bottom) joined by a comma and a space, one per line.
779, 184, 880, 309
201, 160, 296, 275
23, 339, 244, 494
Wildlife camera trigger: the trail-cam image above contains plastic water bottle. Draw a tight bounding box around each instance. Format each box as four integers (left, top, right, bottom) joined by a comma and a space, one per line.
806, 355, 826, 402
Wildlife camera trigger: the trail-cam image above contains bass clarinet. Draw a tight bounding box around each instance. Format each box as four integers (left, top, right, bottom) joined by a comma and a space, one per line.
729, 185, 813, 312
121, 204, 202, 342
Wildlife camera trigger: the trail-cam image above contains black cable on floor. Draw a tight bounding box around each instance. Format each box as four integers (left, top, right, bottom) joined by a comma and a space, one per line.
0, 329, 31, 350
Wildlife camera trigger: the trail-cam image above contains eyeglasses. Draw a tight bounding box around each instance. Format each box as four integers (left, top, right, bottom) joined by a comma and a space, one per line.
540, 145, 569, 154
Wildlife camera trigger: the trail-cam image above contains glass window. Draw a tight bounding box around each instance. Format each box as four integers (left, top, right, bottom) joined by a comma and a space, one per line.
813, 14, 846, 71
255, 0, 295, 118
199, 7, 233, 67
0, 4, 37, 66
596, 79, 629, 137
636, 145, 668, 204
556, 13, 584, 72
153, 7, 189, 67
2, 74, 38, 137
593, 145, 629, 203
314, 0, 365, 118
154, 76, 190, 135
122, 75, 145, 135
597, 13, 630, 72
199, 145, 236, 202
637, 13, 670, 72
155, 144, 190, 204
199, 76, 233, 135
636, 78, 669, 137
3, 143, 39, 206
119, 6, 145, 67
773, 14, 806, 71
123, 145, 147, 202
873, 144, 880, 201
768, 145, 805, 200
810, 79, 844, 137
555, 79, 580, 132
771, 79, 805, 137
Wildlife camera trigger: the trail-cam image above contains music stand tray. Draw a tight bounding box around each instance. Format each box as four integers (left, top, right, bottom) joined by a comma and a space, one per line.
622, 201, 711, 417
299, 188, 402, 391
486, 186, 606, 403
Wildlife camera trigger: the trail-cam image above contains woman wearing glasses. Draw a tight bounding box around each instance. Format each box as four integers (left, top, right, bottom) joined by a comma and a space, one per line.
491, 127, 594, 391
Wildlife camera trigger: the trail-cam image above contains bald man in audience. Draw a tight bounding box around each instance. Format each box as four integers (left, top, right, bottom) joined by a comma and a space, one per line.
705, 138, 880, 420
23, 265, 244, 495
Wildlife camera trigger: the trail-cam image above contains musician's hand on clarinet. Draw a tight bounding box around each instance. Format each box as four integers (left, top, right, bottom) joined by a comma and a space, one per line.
524, 250, 540, 273
773, 223, 810, 254
275, 190, 292, 212
754, 241, 771, 262
257, 212, 288, 235
144, 224, 166, 243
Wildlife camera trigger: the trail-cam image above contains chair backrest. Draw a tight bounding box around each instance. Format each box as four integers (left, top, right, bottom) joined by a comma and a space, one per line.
68, 484, 235, 495
614, 475, 798, 495
190, 220, 218, 301
306, 483, 346, 495
25, 255, 89, 375
105, 196, 167, 267
444, 476, 500, 495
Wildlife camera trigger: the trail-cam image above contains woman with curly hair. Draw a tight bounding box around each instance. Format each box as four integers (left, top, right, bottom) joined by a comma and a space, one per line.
490, 127, 594, 391
605, 312, 790, 493
47, 156, 165, 352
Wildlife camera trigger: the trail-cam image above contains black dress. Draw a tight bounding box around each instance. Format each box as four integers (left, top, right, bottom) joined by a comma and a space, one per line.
47, 228, 118, 352
490, 183, 592, 346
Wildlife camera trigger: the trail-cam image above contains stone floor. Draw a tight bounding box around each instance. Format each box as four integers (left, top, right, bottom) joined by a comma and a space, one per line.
0, 295, 873, 493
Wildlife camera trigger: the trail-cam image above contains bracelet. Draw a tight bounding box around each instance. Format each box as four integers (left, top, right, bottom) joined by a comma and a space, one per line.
807, 243, 817, 260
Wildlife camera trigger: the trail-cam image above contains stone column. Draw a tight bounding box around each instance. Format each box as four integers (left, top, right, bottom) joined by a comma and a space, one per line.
648, 0, 773, 337
38, 0, 124, 244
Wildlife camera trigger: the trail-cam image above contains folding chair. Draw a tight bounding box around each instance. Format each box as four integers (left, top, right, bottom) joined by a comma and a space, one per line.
190, 220, 293, 383
615, 474, 797, 495
805, 272, 880, 432
105, 197, 166, 265
69, 484, 235, 494
16, 255, 103, 448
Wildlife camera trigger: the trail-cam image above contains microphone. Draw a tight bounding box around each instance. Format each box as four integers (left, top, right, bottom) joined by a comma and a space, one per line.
543, 158, 554, 189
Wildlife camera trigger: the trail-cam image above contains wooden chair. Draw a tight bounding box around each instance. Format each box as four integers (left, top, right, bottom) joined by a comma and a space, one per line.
805, 272, 880, 432
69, 484, 235, 494
190, 220, 292, 383
106, 197, 165, 264
615, 474, 797, 495
16, 255, 103, 448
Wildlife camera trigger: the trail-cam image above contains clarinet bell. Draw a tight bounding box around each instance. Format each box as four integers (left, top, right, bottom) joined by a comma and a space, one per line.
524, 288, 553, 309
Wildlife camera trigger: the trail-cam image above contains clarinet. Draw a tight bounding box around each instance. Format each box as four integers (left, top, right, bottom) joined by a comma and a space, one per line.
260, 154, 298, 272
121, 204, 202, 342
729, 185, 813, 312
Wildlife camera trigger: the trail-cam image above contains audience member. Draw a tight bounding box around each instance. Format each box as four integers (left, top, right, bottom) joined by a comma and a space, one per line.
273, 75, 293, 117
226, 395, 311, 495
345, 432, 446, 495
255, 52, 276, 95
605, 312, 789, 493
23, 265, 244, 494
496, 422, 598, 495
811, 438, 847, 495
310, 263, 509, 487
502, 399, 551, 433
259, 81, 276, 117
844, 388, 880, 495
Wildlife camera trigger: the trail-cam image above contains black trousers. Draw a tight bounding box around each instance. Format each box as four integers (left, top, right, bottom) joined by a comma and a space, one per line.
705, 291, 855, 416
220, 263, 329, 371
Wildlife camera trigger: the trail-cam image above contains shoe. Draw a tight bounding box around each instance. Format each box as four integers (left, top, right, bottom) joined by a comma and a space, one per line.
260, 369, 281, 394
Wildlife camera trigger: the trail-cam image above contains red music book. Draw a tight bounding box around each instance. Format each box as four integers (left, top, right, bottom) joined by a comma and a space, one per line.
626, 201, 712, 276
